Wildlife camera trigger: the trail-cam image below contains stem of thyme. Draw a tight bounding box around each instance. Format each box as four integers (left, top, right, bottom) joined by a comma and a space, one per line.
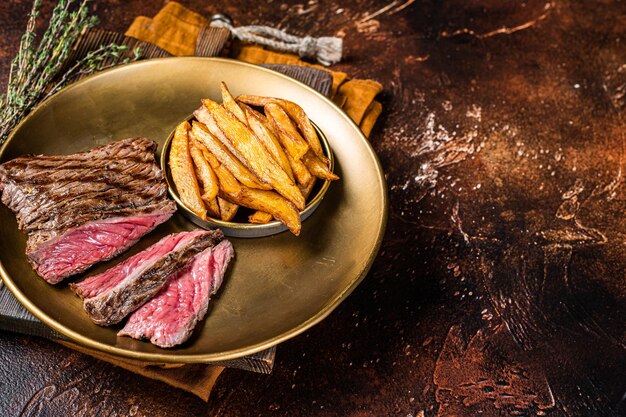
0, 0, 142, 144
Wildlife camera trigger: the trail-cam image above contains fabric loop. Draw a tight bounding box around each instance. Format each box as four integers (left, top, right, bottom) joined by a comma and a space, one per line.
209, 18, 342, 66
298, 36, 317, 59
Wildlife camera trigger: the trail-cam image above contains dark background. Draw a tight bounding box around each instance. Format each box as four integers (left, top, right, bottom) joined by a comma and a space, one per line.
0, 0, 625, 416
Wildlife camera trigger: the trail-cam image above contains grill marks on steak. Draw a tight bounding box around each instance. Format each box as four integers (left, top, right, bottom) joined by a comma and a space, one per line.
118, 240, 234, 348
74, 230, 224, 326
0, 138, 177, 283
1, 138, 168, 233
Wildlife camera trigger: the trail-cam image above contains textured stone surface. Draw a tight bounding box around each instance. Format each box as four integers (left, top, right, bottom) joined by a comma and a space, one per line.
1, 0, 625, 416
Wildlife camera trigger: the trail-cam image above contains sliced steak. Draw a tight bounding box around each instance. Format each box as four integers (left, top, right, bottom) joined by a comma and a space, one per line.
118, 240, 234, 348
71, 231, 199, 300
0, 138, 177, 283
74, 229, 224, 326
29, 211, 173, 284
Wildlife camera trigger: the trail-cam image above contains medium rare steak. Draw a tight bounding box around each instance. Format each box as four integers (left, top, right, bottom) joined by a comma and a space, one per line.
72, 229, 224, 326
72, 231, 197, 300
0, 138, 177, 283
119, 239, 234, 348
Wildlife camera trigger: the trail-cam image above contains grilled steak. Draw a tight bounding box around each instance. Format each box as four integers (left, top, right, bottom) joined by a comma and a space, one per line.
72, 230, 224, 326
0, 138, 177, 283
119, 239, 234, 347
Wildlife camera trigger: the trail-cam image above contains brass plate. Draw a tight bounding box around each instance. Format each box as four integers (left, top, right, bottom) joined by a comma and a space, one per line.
0, 58, 387, 363
162, 115, 335, 237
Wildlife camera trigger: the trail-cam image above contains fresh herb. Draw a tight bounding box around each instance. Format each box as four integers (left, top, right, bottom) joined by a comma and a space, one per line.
0, 0, 141, 144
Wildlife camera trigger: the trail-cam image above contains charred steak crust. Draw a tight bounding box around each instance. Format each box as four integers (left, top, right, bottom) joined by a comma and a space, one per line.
82, 230, 224, 326
0, 138, 166, 237
0, 138, 177, 282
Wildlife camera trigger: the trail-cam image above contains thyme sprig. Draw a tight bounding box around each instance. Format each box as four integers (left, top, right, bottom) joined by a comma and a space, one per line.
0, 0, 141, 143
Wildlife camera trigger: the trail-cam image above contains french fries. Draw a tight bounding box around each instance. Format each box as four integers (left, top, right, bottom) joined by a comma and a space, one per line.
189, 140, 219, 201
189, 140, 221, 218
241, 104, 295, 182
227, 186, 301, 235
300, 178, 317, 200
194, 106, 258, 179
220, 82, 247, 124
200, 146, 241, 221
249, 211, 273, 224
264, 103, 310, 160
202, 98, 306, 210
168, 83, 339, 235
169, 121, 207, 220
205, 197, 221, 218
278, 100, 327, 163
201, 146, 240, 194
238, 95, 327, 163
218, 197, 239, 221
196, 144, 240, 221
302, 150, 340, 181
289, 154, 313, 187
205, 145, 301, 235
190, 120, 270, 191
249, 176, 319, 225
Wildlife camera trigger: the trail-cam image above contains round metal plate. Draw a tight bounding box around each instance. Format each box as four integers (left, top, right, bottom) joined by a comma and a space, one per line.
0, 57, 388, 363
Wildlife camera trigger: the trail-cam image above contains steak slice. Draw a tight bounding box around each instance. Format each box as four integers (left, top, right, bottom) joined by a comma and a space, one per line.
118, 240, 234, 348
74, 229, 224, 326
0, 138, 177, 283
29, 211, 173, 284
71, 231, 200, 300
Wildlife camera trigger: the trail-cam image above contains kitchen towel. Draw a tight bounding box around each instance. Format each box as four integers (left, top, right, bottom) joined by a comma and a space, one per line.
125, 1, 383, 136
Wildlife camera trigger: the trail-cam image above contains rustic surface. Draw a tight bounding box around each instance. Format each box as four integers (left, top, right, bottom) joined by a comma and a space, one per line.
1, 0, 625, 416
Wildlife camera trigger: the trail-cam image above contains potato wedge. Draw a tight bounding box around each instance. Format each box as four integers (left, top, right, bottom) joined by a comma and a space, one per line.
241, 104, 294, 182
278, 100, 327, 163
238, 95, 326, 162
289, 154, 313, 187
250, 159, 320, 225
249, 177, 318, 225
200, 145, 243, 197
190, 121, 271, 190
300, 177, 317, 200
189, 140, 222, 218
199, 143, 220, 169
199, 147, 241, 221
206, 147, 300, 233
264, 103, 310, 160
220, 82, 246, 124
234, 95, 269, 108
218, 197, 239, 221
302, 150, 339, 181
202, 98, 306, 210
220, 187, 301, 235
189, 140, 219, 200
169, 121, 207, 220
249, 211, 273, 224
194, 107, 269, 187
204, 197, 221, 218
